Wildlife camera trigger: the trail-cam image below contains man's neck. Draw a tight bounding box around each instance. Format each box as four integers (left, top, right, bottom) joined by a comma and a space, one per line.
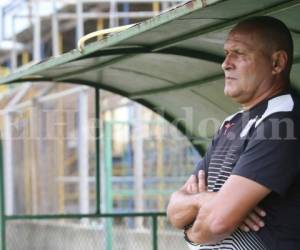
242, 84, 288, 111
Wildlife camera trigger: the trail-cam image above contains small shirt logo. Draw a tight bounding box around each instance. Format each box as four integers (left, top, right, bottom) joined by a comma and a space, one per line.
223, 122, 235, 135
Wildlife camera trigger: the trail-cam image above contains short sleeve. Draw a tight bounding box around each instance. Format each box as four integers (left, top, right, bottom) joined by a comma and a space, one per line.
232, 115, 300, 196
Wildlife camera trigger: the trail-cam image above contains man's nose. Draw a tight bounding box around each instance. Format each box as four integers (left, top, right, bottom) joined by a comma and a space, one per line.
222, 55, 233, 71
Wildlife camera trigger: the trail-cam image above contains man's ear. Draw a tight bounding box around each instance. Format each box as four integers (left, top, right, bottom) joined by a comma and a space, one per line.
272, 50, 288, 75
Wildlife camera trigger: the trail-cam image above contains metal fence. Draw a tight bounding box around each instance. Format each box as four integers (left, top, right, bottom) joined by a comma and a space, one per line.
4, 213, 183, 250
0, 84, 200, 250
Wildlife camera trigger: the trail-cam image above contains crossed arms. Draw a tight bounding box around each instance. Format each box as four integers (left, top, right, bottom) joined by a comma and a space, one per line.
167, 170, 270, 244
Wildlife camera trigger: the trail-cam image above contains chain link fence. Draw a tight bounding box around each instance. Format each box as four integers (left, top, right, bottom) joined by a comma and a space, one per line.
6, 216, 187, 250
0, 83, 201, 250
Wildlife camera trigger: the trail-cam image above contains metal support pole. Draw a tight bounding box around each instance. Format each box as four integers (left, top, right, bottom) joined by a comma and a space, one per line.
109, 0, 118, 28
123, 3, 130, 25
95, 88, 101, 214
152, 215, 158, 250
76, 0, 84, 42
0, 139, 6, 250
51, 0, 60, 56
104, 121, 113, 250
152, 1, 160, 13
133, 104, 144, 229
57, 90, 65, 214
11, 17, 17, 71
161, 1, 170, 11
3, 113, 14, 215
33, 0, 41, 62
29, 101, 39, 214
78, 90, 89, 216
22, 50, 29, 65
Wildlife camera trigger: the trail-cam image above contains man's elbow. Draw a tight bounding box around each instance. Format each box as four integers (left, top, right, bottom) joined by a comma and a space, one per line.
192, 215, 234, 244
199, 204, 235, 236
167, 214, 186, 229
208, 216, 235, 237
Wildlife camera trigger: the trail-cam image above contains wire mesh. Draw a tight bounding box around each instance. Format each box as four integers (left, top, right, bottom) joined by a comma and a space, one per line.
1, 86, 201, 250
157, 216, 187, 250
5, 217, 176, 250
7, 219, 103, 250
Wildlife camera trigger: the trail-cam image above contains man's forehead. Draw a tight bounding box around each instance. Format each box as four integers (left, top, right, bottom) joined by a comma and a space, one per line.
224, 32, 253, 49
224, 28, 262, 49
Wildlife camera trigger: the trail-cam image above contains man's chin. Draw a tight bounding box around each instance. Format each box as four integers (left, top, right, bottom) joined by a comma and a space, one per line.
224, 90, 241, 101
224, 89, 235, 98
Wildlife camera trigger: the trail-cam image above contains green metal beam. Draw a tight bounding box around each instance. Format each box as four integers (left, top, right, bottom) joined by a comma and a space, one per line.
161, 48, 224, 64
95, 88, 101, 214
6, 212, 166, 220
129, 73, 223, 99
76, 47, 224, 64
77, 46, 149, 60
289, 28, 300, 35
152, 216, 158, 250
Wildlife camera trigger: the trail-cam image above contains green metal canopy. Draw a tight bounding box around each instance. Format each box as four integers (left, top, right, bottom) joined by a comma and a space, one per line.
1, 0, 300, 149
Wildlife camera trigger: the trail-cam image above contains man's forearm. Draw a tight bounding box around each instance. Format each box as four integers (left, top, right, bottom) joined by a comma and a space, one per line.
167, 190, 216, 229
187, 205, 230, 245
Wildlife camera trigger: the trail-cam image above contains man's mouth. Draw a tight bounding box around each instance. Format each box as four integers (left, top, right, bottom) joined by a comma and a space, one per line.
225, 76, 236, 80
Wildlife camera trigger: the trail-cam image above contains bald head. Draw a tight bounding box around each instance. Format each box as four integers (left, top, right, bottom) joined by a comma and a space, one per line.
231, 16, 293, 81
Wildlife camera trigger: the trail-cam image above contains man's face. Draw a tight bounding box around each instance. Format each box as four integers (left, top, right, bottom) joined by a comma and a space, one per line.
222, 29, 273, 106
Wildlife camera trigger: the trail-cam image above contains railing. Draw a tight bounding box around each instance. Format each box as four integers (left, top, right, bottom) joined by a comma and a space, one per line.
0, 86, 191, 250
1, 211, 166, 250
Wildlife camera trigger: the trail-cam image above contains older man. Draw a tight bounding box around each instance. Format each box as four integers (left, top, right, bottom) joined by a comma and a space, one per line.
167, 16, 300, 250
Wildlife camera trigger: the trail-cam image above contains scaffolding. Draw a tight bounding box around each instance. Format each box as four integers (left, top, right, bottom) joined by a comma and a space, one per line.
0, 0, 184, 72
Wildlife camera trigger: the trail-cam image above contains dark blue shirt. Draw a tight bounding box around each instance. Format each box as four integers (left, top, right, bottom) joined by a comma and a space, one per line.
190, 92, 300, 250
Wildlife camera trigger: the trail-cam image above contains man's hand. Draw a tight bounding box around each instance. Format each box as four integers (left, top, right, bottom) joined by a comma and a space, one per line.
167, 174, 202, 229
181, 174, 198, 194
167, 170, 211, 229
197, 170, 207, 193
182, 170, 206, 194
239, 207, 266, 232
